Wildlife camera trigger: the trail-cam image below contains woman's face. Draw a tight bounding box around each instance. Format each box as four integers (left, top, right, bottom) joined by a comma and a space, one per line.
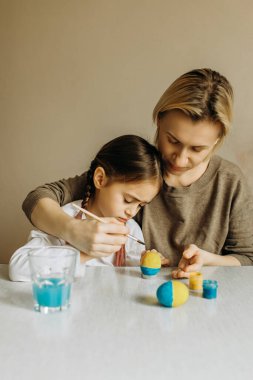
157, 110, 221, 176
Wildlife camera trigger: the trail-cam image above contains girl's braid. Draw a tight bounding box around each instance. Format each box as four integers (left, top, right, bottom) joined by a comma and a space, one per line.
81, 160, 97, 209
75, 160, 97, 220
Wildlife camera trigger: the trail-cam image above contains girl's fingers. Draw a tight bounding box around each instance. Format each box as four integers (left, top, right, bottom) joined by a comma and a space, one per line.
89, 244, 123, 257
95, 233, 127, 246
102, 217, 131, 228
94, 221, 129, 235
69, 218, 128, 256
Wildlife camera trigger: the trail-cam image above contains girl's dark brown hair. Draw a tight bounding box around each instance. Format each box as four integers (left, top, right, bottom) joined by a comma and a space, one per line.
81, 134, 163, 209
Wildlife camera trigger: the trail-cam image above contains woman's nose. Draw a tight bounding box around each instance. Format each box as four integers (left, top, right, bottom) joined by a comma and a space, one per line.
173, 148, 189, 166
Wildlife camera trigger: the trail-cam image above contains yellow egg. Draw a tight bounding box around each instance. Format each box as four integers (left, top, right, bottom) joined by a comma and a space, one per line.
140, 250, 161, 268
156, 280, 189, 307
140, 250, 162, 278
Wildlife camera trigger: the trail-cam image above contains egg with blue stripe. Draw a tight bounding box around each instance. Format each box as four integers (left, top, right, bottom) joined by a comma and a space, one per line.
140, 250, 161, 278
157, 280, 189, 307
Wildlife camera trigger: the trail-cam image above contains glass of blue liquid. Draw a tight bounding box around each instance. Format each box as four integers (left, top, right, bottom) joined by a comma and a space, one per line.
28, 246, 78, 313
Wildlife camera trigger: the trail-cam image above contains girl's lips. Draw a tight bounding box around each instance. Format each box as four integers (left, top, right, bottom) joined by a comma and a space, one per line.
117, 217, 128, 223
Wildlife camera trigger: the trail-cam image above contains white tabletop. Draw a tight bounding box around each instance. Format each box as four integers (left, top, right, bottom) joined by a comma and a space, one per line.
0, 264, 253, 380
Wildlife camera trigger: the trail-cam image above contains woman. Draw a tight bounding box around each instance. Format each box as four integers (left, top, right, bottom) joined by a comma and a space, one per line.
21, 68, 253, 277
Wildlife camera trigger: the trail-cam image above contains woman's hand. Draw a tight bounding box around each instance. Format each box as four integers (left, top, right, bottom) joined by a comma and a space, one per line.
158, 252, 170, 267
172, 243, 241, 278
66, 216, 129, 258
172, 244, 206, 279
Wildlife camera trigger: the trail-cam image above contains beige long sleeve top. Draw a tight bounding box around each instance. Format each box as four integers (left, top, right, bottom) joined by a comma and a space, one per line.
22, 155, 253, 266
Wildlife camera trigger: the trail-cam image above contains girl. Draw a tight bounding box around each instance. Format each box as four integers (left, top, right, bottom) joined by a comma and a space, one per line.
9, 135, 163, 281
19, 69, 253, 278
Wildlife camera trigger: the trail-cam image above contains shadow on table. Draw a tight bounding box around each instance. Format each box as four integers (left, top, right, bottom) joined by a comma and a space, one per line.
0, 266, 10, 281
189, 290, 203, 298
116, 267, 172, 280
116, 268, 141, 278
0, 288, 33, 311
134, 294, 158, 307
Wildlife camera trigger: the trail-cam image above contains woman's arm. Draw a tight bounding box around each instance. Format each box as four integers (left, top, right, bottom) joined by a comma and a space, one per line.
222, 172, 253, 266
172, 244, 240, 279
22, 174, 87, 222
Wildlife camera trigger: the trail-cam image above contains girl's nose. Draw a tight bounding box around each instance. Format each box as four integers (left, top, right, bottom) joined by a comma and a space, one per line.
125, 206, 137, 218
125, 209, 133, 218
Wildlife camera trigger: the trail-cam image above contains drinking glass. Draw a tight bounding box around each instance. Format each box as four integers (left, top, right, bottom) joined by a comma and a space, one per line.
28, 246, 78, 313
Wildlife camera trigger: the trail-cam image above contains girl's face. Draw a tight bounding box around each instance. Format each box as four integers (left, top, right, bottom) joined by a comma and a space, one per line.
91, 176, 160, 220
157, 110, 221, 176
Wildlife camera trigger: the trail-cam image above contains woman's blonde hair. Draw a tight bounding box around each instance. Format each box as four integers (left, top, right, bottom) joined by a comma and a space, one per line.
153, 68, 233, 142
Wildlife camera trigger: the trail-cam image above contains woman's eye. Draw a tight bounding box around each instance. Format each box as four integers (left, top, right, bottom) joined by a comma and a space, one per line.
168, 138, 178, 144
124, 199, 132, 204
192, 147, 203, 153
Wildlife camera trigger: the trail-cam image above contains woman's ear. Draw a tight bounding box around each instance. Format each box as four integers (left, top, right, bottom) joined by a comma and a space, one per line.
93, 167, 108, 189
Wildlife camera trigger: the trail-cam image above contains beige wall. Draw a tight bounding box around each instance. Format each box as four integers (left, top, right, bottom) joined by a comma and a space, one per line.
1, 0, 253, 263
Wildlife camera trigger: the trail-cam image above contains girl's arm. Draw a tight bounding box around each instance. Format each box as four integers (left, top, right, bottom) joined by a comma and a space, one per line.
30, 198, 129, 257
9, 230, 83, 282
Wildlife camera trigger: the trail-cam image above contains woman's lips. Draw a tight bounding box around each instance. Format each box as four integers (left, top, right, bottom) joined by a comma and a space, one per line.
169, 164, 188, 172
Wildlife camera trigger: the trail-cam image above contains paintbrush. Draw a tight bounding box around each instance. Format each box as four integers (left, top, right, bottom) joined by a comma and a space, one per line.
72, 203, 145, 246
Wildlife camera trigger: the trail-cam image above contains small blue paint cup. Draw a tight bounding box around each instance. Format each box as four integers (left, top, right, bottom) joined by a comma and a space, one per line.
203, 280, 218, 299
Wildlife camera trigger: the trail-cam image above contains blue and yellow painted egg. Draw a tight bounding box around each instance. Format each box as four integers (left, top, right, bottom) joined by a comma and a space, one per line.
140, 249, 161, 278
156, 280, 189, 307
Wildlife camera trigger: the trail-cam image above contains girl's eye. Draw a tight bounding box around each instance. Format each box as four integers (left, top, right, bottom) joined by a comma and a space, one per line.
124, 199, 132, 204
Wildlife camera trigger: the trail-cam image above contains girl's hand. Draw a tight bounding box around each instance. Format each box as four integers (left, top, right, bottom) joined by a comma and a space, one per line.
172, 244, 206, 279
66, 217, 129, 259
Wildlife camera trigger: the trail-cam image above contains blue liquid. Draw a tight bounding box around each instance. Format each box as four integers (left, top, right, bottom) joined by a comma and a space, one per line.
32, 277, 71, 308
